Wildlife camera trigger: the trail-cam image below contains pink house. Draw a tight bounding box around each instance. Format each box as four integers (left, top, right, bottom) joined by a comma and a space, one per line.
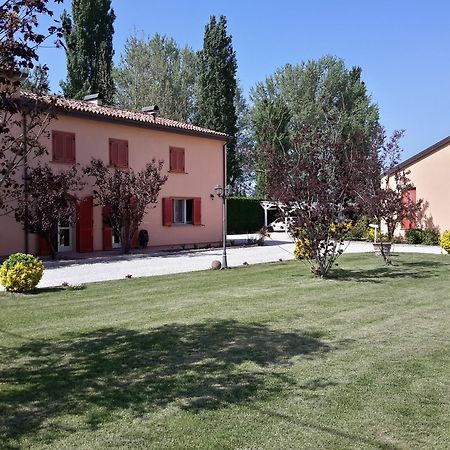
0, 93, 229, 257
391, 135, 450, 234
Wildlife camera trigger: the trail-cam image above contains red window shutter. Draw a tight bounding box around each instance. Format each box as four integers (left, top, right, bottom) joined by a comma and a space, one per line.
179, 148, 185, 172
38, 234, 51, 256
110, 139, 128, 168
408, 188, 416, 229
162, 197, 173, 226
52, 131, 64, 162
109, 140, 118, 166
170, 148, 177, 171
53, 131, 75, 163
64, 133, 75, 162
124, 142, 129, 167
401, 188, 416, 230
119, 141, 128, 168
76, 196, 93, 252
170, 147, 185, 172
193, 197, 201, 225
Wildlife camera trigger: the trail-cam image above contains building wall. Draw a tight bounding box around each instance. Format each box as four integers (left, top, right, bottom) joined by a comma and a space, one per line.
405, 141, 450, 233
0, 113, 226, 256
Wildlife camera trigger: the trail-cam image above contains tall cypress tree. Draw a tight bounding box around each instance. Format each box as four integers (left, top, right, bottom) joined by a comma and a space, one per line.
195, 16, 239, 186
61, 0, 115, 104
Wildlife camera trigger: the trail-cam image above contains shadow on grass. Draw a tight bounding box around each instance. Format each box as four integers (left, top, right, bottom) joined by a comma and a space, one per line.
329, 260, 443, 283
255, 407, 401, 450
0, 320, 332, 444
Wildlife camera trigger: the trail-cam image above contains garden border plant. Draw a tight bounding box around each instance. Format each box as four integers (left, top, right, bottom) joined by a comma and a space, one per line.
0, 253, 44, 292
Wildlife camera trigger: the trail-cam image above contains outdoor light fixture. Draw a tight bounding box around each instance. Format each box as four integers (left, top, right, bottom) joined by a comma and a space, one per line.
214, 184, 231, 198
214, 184, 231, 269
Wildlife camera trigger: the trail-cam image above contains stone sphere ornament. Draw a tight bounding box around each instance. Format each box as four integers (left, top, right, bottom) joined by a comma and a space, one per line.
211, 260, 222, 270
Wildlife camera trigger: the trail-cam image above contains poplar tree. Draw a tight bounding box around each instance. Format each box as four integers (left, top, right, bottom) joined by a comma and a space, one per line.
195, 16, 238, 186
115, 33, 197, 122
61, 0, 115, 104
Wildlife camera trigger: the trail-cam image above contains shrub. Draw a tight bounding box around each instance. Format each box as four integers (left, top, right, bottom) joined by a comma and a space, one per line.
421, 229, 440, 246
440, 230, 450, 253
392, 235, 405, 244
405, 228, 440, 245
0, 253, 44, 292
405, 229, 423, 244
367, 228, 388, 242
345, 216, 372, 240
294, 239, 314, 260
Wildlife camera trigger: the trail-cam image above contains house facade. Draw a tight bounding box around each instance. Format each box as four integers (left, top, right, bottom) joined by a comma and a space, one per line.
393, 135, 450, 234
0, 94, 229, 257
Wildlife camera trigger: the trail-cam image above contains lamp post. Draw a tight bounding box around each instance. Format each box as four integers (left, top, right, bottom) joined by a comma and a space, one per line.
214, 184, 231, 269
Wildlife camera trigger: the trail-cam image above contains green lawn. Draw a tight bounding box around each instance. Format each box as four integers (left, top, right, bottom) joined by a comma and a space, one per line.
1, 254, 449, 449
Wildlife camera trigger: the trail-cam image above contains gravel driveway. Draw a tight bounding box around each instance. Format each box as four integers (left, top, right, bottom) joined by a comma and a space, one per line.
0, 233, 446, 290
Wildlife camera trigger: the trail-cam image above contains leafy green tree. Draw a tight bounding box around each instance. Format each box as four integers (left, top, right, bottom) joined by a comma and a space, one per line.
114, 33, 197, 122
233, 84, 255, 195
61, 0, 115, 104
250, 93, 291, 197
251, 55, 379, 197
21, 64, 50, 93
195, 15, 238, 187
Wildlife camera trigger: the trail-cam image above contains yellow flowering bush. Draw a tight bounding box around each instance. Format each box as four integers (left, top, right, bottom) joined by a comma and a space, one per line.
440, 230, 450, 253
0, 253, 44, 292
367, 228, 389, 243
329, 222, 352, 236
294, 239, 314, 260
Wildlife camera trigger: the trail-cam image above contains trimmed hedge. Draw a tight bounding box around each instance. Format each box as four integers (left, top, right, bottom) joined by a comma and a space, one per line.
227, 197, 265, 234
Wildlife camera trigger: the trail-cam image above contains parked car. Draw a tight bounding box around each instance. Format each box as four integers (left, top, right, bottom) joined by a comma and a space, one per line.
268, 217, 294, 232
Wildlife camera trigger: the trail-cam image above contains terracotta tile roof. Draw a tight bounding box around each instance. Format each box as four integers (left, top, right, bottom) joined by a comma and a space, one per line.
21, 91, 230, 141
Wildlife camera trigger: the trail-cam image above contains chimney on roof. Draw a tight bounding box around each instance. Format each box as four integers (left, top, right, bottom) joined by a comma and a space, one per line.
141, 105, 159, 118
83, 93, 103, 106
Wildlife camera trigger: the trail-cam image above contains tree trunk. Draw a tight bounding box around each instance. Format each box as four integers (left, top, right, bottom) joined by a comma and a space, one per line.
120, 225, 131, 254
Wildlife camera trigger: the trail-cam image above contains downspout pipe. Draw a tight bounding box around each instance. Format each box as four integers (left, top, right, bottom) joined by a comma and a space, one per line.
22, 112, 29, 253
221, 143, 228, 269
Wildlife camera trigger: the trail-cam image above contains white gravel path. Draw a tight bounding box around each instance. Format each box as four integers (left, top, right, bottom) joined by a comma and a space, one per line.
0, 233, 446, 290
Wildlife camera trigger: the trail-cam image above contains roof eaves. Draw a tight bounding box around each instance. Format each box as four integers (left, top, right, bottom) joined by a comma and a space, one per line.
388, 135, 450, 174
19, 91, 231, 142
57, 107, 231, 142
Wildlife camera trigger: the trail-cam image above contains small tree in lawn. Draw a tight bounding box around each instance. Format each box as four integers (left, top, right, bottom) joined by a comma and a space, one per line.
264, 124, 360, 278
14, 164, 83, 259
355, 129, 422, 265
84, 159, 167, 254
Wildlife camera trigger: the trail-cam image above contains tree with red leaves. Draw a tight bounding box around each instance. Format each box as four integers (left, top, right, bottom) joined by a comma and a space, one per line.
354, 129, 422, 264
14, 164, 83, 259
263, 123, 361, 278
84, 159, 168, 254
1, 0, 63, 212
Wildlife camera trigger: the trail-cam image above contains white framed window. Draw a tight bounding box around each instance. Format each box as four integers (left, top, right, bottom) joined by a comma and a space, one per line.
112, 232, 121, 248
162, 197, 201, 227
173, 199, 193, 224
58, 221, 73, 252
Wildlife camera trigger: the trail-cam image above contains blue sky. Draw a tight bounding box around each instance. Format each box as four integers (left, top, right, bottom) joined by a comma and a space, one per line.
37, 0, 450, 160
